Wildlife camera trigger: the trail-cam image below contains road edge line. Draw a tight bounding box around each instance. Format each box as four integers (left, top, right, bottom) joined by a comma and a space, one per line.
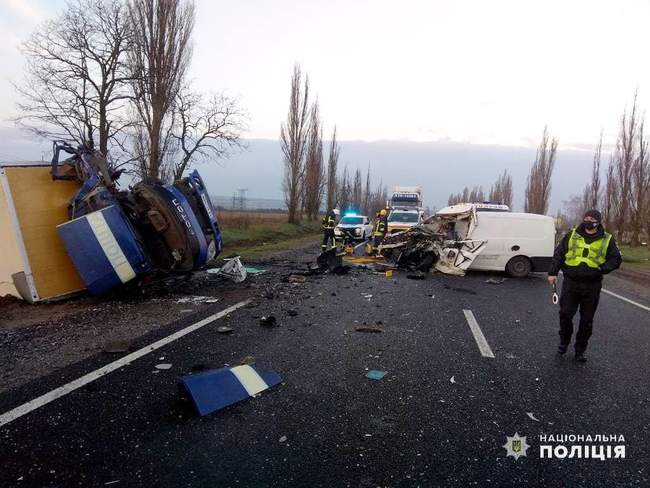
602, 288, 650, 312
0, 299, 252, 428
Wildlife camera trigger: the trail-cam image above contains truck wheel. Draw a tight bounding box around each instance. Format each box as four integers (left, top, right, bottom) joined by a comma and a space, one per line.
506, 256, 531, 277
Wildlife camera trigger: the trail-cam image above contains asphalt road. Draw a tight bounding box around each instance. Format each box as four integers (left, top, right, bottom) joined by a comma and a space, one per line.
0, 247, 648, 488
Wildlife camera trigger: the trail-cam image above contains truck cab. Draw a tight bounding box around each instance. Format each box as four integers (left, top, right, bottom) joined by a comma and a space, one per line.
387, 208, 423, 235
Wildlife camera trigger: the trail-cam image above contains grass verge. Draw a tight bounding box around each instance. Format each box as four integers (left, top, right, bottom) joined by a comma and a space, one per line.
620, 245, 650, 269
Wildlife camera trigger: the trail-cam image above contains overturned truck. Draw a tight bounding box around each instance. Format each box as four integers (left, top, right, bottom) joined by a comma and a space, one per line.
52, 141, 222, 295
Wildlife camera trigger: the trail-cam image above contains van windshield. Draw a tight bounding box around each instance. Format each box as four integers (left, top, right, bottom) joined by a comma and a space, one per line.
389, 212, 419, 223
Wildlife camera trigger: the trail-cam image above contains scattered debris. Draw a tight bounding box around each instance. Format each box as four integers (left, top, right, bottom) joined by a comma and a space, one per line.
217, 326, 233, 334
217, 257, 248, 283
175, 296, 214, 304
239, 355, 255, 365
286, 309, 299, 317
103, 340, 130, 354
155, 363, 172, 370
450, 376, 456, 384
362, 293, 373, 299
355, 325, 384, 333
180, 364, 282, 416
526, 412, 540, 422
288, 275, 306, 284
207, 266, 266, 275
485, 278, 506, 284
385, 270, 393, 278
104, 481, 120, 486
366, 370, 387, 380
406, 272, 426, 280
380, 204, 487, 275
279, 435, 287, 443
260, 316, 278, 327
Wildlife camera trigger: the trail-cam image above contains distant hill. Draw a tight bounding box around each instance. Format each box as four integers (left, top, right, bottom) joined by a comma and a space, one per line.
0, 126, 597, 214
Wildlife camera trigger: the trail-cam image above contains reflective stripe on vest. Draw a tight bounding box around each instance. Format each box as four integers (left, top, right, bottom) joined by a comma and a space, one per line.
373, 220, 386, 236
564, 229, 611, 269
322, 215, 336, 230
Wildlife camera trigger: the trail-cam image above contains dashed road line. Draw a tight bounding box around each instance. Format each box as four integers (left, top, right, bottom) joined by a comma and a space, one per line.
462, 309, 495, 358
0, 299, 252, 428
602, 288, 650, 312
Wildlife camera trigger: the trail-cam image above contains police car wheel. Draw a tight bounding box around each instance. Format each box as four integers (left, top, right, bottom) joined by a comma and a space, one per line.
506, 256, 531, 278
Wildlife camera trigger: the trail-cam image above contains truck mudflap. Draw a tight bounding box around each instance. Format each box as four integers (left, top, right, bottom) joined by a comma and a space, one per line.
57, 205, 151, 295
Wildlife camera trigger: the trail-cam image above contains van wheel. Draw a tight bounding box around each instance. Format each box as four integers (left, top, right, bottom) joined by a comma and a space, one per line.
506, 256, 531, 277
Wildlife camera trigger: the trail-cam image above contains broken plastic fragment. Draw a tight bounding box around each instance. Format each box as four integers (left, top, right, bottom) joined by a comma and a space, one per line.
450, 376, 456, 384
155, 363, 172, 370
526, 412, 540, 422
180, 364, 282, 416
366, 370, 387, 380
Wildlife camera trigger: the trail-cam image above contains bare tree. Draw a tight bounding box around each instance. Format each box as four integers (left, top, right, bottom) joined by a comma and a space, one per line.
489, 169, 513, 207
525, 126, 558, 214
302, 102, 325, 220
630, 121, 649, 245
611, 93, 641, 240
280, 64, 310, 223
325, 126, 340, 211
337, 165, 351, 213
602, 156, 617, 230
129, 0, 195, 179
168, 87, 246, 180
587, 132, 603, 209
362, 165, 372, 215
15, 0, 133, 159
351, 168, 363, 210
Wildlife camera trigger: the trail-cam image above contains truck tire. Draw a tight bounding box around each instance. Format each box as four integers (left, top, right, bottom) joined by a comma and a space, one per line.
506, 256, 532, 278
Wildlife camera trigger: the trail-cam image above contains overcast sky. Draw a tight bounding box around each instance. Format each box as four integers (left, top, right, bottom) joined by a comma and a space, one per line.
1, 0, 649, 151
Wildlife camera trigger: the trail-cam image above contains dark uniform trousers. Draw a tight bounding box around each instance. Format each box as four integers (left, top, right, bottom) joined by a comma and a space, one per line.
322, 229, 335, 249
559, 277, 601, 353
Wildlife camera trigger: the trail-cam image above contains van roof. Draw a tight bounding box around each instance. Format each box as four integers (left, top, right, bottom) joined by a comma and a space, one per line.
478, 211, 554, 222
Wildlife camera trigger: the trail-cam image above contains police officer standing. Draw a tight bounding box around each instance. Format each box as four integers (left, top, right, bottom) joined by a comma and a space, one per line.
373, 209, 388, 253
548, 209, 621, 362
321, 208, 340, 251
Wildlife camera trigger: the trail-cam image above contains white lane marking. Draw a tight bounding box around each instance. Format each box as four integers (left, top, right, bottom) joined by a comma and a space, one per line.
0, 299, 252, 428
463, 309, 495, 358
602, 289, 650, 312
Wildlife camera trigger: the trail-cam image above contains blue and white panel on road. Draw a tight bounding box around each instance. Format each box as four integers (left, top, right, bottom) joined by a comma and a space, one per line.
181, 365, 282, 416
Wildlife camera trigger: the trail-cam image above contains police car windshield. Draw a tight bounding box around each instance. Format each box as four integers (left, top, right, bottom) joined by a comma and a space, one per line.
340, 216, 364, 225
389, 212, 418, 223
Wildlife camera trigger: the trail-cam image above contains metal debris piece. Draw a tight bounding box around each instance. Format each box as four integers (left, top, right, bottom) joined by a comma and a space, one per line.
288, 275, 306, 284
526, 412, 540, 422
450, 376, 456, 384
355, 324, 384, 333
406, 272, 426, 280
485, 278, 506, 284
260, 315, 278, 327
279, 435, 287, 443
155, 363, 172, 370
103, 340, 130, 353
217, 326, 233, 334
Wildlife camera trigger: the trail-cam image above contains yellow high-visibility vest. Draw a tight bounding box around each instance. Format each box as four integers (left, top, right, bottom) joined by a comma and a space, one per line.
564, 229, 611, 269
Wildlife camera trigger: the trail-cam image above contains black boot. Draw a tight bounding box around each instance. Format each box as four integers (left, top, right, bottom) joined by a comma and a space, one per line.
557, 344, 568, 355
574, 352, 588, 362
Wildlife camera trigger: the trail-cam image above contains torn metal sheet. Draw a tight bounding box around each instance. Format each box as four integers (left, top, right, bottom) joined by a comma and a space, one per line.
379, 204, 487, 275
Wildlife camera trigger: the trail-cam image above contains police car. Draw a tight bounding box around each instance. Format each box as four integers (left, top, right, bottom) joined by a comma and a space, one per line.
334, 214, 373, 242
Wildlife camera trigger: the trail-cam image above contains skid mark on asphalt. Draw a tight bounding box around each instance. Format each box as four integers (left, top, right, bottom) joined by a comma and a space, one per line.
462, 309, 495, 358
602, 288, 650, 312
0, 299, 252, 428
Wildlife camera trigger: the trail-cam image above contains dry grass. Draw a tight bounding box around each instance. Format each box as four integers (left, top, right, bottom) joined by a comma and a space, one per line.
216, 210, 288, 229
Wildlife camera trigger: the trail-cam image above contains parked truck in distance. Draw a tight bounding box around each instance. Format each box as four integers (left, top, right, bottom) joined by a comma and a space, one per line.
389, 186, 422, 210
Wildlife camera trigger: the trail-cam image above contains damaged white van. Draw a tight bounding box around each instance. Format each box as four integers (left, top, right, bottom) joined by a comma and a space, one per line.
434, 203, 555, 276
380, 203, 555, 277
